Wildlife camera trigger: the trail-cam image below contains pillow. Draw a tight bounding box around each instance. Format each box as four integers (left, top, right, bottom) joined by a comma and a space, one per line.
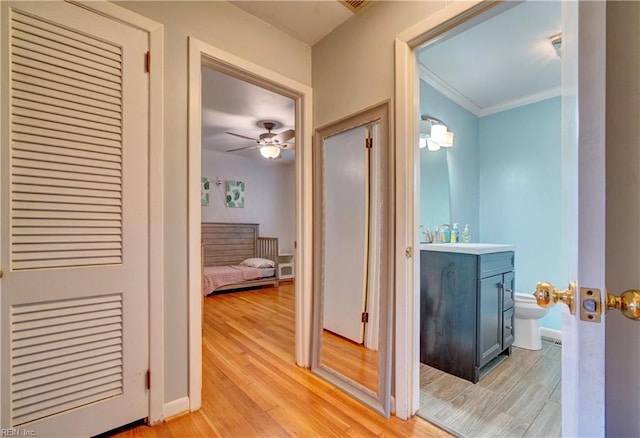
240, 257, 275, 268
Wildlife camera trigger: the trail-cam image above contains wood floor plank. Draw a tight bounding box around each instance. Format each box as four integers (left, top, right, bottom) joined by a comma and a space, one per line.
419, 341, 561, 437
111, 283, 447, 437
524, 400, 562, 438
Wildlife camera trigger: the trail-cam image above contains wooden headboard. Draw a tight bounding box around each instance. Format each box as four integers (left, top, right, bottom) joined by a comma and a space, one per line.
201, 222, 278, 268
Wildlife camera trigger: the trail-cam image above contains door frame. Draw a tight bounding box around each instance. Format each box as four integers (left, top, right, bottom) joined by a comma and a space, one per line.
393, 0, 606, 431
0, 0, 165, 426
186, 38, 313, 411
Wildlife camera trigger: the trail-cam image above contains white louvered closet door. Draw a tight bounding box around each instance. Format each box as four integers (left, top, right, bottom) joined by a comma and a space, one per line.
0, 2, 149, 436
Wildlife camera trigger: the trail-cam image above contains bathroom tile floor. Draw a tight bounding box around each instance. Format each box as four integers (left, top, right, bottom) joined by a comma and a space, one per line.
417, 341, 561, 438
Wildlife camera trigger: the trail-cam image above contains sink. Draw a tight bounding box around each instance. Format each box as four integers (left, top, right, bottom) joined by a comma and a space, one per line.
419, 243, 515, 255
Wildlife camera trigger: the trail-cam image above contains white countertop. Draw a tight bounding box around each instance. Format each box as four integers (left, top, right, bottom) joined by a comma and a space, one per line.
419, 243, 515, 255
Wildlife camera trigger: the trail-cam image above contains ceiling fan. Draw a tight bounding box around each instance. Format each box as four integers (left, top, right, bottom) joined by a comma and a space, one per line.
225, 120, 295, 159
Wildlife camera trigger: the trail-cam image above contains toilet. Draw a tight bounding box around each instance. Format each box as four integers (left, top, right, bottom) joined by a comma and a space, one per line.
513, 292, 549, 350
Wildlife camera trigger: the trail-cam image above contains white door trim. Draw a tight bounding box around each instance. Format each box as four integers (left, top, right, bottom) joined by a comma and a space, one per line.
187, 37, 313, 411
68, 0, 165, 425
393, 0, 493, 419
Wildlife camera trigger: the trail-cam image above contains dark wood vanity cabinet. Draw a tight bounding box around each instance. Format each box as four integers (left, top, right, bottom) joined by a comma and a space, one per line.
420, 250, 515, 383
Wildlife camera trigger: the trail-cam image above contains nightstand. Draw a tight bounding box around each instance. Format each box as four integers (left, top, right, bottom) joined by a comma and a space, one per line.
278, 253, 294, 280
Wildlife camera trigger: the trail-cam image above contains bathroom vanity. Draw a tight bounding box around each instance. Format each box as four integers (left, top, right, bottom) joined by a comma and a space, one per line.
420, 243, 515, 383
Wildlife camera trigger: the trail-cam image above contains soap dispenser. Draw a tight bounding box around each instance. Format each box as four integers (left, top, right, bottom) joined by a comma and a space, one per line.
462, 224, 471, 243
451, 223, 460, 243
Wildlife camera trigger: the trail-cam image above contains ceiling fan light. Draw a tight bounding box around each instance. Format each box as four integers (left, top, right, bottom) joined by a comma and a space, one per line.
260, 145, 281, 159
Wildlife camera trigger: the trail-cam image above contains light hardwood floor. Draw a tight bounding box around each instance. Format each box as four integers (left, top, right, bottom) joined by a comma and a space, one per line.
418, 342, 561, 437
111, 282, 449, 437
321, 329, 379, 392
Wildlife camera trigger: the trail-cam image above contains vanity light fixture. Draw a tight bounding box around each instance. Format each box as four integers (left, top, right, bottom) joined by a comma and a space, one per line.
421, 114, 454, 150
550, 33, 562, 58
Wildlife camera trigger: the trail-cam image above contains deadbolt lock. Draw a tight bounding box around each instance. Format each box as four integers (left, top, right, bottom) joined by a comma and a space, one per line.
534, 281, 576, 315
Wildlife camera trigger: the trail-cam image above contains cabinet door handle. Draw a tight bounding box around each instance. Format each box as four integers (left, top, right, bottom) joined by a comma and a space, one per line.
505, 325, 512, 330
505, 288, 512, 293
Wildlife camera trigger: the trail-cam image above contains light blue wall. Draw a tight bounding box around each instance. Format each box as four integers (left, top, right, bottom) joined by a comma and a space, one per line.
419, 81, 479, 235
478, 97, 564, 330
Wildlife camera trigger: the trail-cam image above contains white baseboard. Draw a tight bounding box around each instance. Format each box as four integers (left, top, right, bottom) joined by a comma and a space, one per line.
163, 396, 190, 419
540, 327, 562, 344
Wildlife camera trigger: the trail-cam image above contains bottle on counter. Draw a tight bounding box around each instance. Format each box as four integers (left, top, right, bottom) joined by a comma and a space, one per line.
451, 223, 460, 243
442, 225, 451, 243
462, 224, 471, 243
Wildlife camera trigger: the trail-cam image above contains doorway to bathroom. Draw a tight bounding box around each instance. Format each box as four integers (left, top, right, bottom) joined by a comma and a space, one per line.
415, 1, 563, 436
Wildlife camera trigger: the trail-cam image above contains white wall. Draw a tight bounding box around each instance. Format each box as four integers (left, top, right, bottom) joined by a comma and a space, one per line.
312, 1, 446, 127
116, 0, 311, 405
201, 150, 295, 254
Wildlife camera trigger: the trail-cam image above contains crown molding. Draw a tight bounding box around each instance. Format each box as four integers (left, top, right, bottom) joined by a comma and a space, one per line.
419, 64, 482, 116
478, 86, 561, 117
419, 63, 561, 118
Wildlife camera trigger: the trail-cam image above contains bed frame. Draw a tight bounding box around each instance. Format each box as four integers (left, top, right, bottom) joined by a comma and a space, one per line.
201, 222, 279, 293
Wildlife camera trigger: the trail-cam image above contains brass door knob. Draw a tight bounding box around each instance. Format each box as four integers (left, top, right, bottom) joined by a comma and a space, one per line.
606, 290, 640, 320
534, 281, 576, 315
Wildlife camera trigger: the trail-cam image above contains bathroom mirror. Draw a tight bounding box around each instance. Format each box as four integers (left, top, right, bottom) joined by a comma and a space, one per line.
420, 146, 451, 237
312, 101, 392, 416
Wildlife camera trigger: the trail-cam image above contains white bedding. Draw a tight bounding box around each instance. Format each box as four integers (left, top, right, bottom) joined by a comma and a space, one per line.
260, 267, 275, 278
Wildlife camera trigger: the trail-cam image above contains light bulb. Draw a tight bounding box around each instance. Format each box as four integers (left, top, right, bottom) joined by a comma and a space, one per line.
431, 124, 447, 144
441, 131, 454, 147
260, 145, 281, 159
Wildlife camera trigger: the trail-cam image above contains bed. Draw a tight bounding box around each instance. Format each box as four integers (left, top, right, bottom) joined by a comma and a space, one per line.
201, 222, 279, 295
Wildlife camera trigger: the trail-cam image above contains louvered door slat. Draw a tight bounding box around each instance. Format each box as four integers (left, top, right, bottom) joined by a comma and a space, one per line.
12, 324, 123, 350
12, 48, 121, 91
12, 28, 122, 70
14, 373, 122, 406
13, 125, 121, 149
13, 201, 122, 213
13, 165, 122, 184
12, 34, 122, 76
13, 142, 121, 163
13, 175, 121, 192
12, 89, 121, 120
14, 309, 122, 331
12, 159, 122, 179
13, 361, 122, 392
13, 331, 121, 357
11, 12, 121, 57
13, 116, 122, 142
13, 338, 122, 367
11, 226, 122, 236
14, 98, 121, 127
13, 107, 122, 134
12, 185, 120, 200
13, 73, 121, 108
12, 234, 122, 245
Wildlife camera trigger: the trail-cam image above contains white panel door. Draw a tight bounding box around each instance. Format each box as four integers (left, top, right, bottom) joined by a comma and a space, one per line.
0, 2, 149, 436
561, 1, 606, 435
323, 125, 368, 344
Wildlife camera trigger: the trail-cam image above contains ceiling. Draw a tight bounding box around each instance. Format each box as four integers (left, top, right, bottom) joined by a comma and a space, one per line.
229, 1, 354, 46
202, 1, 561, 163
418, 1, 561, 117
201, 67, 295, 162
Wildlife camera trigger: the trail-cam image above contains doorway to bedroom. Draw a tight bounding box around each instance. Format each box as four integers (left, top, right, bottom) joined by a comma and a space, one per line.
198, 62, 300, 401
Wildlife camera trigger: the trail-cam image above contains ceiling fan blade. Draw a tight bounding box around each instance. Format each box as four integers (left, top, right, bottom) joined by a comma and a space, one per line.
225, 131, 257, 142
281, 143, 296, 150
272, 129, 295, 144
226, 145, 260, 153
